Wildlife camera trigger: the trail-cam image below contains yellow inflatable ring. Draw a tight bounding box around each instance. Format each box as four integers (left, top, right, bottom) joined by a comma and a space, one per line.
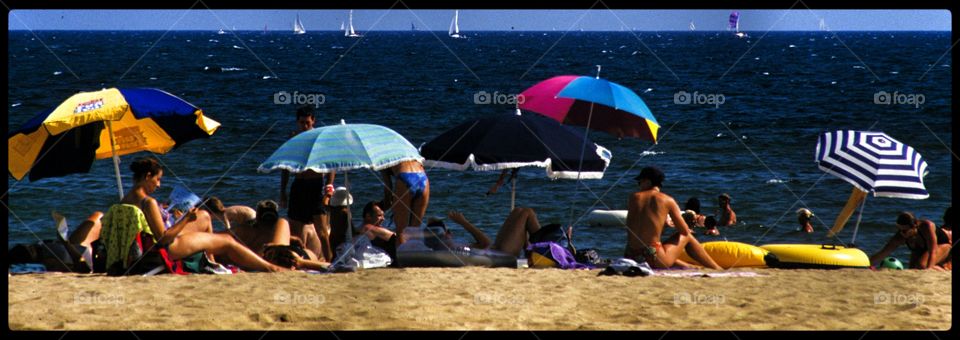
678, 241, 769, 268
760, 244, 870, 269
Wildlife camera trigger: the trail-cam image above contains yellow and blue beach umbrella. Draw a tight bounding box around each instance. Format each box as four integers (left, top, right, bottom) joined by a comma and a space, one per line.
8, 88, 220, 198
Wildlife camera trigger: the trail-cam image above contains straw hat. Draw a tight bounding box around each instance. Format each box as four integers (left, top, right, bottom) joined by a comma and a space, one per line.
329, 187, 353, 207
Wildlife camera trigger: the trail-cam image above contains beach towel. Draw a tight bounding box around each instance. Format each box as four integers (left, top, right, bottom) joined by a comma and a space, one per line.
653, 271, 764, 278
100, 204, 154, 273
527, 242, 591, 270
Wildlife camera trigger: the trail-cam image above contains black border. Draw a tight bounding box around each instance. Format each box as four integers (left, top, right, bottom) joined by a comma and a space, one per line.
2, 1, 956, 339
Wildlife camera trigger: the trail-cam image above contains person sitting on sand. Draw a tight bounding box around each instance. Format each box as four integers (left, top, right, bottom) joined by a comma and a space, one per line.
684, 198, 707, 227
381, 160, 430, 244
426, 207, 558, 258
703, 216, 720, 236
236, 200, 330, 271
869, 211, 951, 270
796, 208, 815, 233
360, 201, 399, 265
114, 157, 287, 273
200, 197, 256, 231
624, 167, 722, 270
716, 193, 737, 227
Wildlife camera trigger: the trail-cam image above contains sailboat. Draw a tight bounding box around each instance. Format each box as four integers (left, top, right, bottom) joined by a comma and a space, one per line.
340, 21, 345, 32
448, 10, 464, 38
411, 22, 417, 31
217, 28, 226, 35
819, 18, 827, 31
345, 10, 361, 38
293, 14, 306, 35
689, 20, 696, 31
729, 11, 747, 38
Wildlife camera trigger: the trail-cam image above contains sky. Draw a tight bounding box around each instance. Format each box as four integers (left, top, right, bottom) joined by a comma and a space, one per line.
7, 10, 951, 32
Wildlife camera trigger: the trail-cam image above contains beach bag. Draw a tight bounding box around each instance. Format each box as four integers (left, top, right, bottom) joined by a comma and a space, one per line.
526, 242, 590, 270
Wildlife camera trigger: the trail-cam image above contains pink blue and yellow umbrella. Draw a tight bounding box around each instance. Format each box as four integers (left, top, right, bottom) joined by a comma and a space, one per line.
518, 73, 660, 142
8, 88, 220, 198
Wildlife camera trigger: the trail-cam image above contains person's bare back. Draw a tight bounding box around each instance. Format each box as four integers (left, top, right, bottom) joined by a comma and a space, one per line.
624, 167, 722, 270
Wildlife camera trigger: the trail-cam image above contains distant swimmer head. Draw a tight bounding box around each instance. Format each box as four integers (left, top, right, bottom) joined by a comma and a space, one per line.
704, 216, 718, 229
684, 197, 702, 214
256, 200, 280, 226
634, 166, 665, 188
796, 208, 814, 223
681, 210, 697, 226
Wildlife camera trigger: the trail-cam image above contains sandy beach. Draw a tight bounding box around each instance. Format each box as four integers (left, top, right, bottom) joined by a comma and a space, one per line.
7, 267, 951, 331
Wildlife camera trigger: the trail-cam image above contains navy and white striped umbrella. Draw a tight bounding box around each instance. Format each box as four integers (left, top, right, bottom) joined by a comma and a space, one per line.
816, 130, 929, 199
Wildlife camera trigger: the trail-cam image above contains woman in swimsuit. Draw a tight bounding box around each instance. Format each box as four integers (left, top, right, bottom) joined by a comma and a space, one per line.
381, 160, 429, 243
122, 157, 287, 272
870, 211, 952, 270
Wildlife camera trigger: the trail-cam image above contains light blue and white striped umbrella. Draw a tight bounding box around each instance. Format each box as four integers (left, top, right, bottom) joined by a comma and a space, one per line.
816, 130, 929, 199
258, 121, 423, 173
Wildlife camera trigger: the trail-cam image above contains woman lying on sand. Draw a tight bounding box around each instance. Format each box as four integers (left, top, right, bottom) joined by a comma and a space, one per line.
870, 211, 952, 270
417, 207, 554, 257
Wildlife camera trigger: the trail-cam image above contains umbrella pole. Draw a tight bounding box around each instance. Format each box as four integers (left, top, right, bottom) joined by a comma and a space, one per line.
106, 121, 124, 200
827, 187, 867, 238
850, 194, 868, 246
511, 174, 517, 211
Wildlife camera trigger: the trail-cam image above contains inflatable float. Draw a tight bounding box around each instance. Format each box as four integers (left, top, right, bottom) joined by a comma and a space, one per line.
677, 241, 768, 268
583, 209, 627, 227
397, 247, 516, 268
760, 244, 870, 269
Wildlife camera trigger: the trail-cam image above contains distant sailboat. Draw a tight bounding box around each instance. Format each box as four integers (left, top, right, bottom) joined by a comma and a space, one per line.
293, 14, 306, 35
448, 10, 464, 38
217, 28, 226, 35
729, 11, 747, 38
819, 18, 827, 31
411, 22, 417, 31
340, 21, 345, 32
689, 20, 696, 31
345, 10, 361, 38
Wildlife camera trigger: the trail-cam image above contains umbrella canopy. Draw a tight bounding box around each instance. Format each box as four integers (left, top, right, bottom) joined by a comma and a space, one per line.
420, 111, 612, 180
816, 130, 930, 239
258, 121, 423, 174
518, 74, 659, 141
816, 130, 929, 199
8, 88, 220, 198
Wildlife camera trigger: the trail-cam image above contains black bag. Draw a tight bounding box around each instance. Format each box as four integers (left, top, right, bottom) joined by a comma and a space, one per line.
574, 248, 609, 267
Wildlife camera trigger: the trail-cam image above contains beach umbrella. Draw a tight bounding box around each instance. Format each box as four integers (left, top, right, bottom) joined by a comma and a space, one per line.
257, 120, 423, 174
518, 68, 660, 142
816, 130, 929, 243
8, 88, 221, 199
420, 110, 612, 210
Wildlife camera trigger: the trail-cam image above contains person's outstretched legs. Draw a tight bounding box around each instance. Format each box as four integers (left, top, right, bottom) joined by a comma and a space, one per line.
168, 232, 288, 272
491, 208, 542, 256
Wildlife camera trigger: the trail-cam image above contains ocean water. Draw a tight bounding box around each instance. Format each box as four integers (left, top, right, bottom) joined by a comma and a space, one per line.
6, 31, 953, 262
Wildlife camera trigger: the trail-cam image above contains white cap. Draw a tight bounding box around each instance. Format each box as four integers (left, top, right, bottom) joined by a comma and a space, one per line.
329, 186, 353, 207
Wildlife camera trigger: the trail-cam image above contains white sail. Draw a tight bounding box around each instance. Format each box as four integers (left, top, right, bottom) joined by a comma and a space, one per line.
346, 10, 360, 37
294, 14, 306, 35
340, 21, 345, 31
449, 10, 463, 38
819, 18, 827, 31
689, 21, 696, 31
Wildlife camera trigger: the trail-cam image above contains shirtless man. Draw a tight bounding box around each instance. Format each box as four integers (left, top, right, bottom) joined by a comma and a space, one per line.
624, 167, 721, 269
717, 193, 737, 227
201, 196, 256, 230
280, 105, 335, 261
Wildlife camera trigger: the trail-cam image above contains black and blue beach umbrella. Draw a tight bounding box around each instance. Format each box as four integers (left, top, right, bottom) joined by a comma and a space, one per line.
420, 110, 612, 209
816, 130, 929, 241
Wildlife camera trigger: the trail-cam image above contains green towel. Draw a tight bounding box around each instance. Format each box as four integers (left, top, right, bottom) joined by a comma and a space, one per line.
101, 204, 154, 271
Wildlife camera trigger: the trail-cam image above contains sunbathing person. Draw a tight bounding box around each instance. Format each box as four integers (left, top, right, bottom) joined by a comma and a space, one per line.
870, 211, 952, 270
109, 157, 287, 273
50, 211, 103, 272
200, 196, 256, 231
238, 200, 330, 271
359, 201, 399, 265
421, 207, 558, 258
624, 167, 722, 270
